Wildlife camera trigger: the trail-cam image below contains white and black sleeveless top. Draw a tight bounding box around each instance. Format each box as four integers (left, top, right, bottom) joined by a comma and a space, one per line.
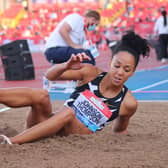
64, 72, 128, 122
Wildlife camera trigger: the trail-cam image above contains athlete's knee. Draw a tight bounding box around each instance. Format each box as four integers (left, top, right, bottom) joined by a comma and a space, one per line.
36, 89, 50, 105
65, 109, 76, 122
29, 89, 49, 106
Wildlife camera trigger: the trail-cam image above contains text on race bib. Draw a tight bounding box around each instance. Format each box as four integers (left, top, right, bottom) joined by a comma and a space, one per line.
73, 90, 112, 132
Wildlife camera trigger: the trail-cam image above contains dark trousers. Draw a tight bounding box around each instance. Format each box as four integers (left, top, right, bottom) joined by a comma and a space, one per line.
44, 46, 95, 65
159, 34, 168, 59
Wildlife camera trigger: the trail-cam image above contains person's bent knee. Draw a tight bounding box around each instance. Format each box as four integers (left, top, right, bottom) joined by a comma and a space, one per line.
29, 89, 50, 106
67, 109, 76, 119
35, 89, 50, 105
62, 108, 76, 122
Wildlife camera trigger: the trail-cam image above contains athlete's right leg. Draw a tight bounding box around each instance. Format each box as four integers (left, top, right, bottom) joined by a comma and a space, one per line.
0, 88, 52, 128
9, 107, 76, 144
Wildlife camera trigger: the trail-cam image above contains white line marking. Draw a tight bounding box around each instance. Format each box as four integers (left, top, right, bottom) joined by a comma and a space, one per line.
0, 107, 11, 113
138, 100, 168, 102
133, 79, 168, 92
133, 90, 168, 93
136, 65, 168, 72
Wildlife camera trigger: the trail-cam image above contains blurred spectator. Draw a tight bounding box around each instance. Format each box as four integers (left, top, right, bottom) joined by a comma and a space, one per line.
90, 30, 102, 48
154, 10, 168, 63
44, 10, 100, 65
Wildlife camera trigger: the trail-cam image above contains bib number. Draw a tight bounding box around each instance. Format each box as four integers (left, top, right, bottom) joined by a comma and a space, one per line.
73, 90, 112, 132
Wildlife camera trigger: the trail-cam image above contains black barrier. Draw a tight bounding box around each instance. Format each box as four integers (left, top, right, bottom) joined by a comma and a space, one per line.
0, 40, 35, 81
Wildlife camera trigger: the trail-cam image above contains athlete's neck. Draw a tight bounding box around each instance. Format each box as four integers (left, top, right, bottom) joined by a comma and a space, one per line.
99, 74, 123, 98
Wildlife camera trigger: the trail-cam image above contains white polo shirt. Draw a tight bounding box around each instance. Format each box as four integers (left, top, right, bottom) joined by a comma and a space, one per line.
44, 13, 86, 51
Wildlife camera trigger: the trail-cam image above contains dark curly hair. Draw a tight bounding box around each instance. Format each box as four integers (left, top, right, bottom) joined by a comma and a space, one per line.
112, 31, 150, 69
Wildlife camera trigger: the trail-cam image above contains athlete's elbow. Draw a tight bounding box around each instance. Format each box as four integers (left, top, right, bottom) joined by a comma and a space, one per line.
45, 72, 55, 81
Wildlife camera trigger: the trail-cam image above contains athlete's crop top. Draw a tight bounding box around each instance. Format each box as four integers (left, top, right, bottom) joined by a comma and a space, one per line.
64, 72, 128, 123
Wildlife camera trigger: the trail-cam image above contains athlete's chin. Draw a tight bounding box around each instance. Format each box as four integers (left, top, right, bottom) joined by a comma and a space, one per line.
112, 79, 123, 86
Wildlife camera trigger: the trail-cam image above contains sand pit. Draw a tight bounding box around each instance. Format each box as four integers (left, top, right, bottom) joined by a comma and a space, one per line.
0, 101, 168, 168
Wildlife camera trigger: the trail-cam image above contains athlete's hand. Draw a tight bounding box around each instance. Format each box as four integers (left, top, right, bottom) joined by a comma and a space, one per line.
66, 53, 91, 70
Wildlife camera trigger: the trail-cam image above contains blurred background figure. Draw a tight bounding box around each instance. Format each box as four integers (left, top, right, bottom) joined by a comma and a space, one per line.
44, 10, 100, 65
154, 10, 168, 63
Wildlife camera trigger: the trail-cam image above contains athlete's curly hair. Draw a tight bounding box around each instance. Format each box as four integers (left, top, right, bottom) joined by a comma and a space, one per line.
112, 31, 150, 69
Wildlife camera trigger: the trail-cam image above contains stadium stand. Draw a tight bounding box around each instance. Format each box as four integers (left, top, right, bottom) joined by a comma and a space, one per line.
0, 0, 168, 48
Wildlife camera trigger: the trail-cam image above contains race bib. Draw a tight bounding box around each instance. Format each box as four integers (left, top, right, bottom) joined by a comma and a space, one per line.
73, 90, 112, 132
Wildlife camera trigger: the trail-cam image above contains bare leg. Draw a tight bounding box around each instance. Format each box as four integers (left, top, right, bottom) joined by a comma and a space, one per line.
0, 88, 88, 144
9, 107, 75, 144
0, 88, 52, 128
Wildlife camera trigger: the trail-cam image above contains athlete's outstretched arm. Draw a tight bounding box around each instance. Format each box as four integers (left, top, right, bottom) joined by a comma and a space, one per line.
45, 53, 91, 81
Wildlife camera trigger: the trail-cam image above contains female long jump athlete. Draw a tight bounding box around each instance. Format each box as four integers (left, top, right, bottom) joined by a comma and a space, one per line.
0, 31, 149, 144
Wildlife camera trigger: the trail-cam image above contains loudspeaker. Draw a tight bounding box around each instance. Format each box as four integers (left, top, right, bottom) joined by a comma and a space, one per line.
4, 65, 35, 81
0, 40, 29, 56
0, 40, 35, 81
1, 51, 33, 68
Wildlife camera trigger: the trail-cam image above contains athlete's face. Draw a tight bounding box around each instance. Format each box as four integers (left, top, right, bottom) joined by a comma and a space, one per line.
109, 51, 135, 86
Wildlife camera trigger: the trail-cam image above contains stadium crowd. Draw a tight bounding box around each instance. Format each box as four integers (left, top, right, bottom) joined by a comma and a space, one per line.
0, 0, 168, 50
